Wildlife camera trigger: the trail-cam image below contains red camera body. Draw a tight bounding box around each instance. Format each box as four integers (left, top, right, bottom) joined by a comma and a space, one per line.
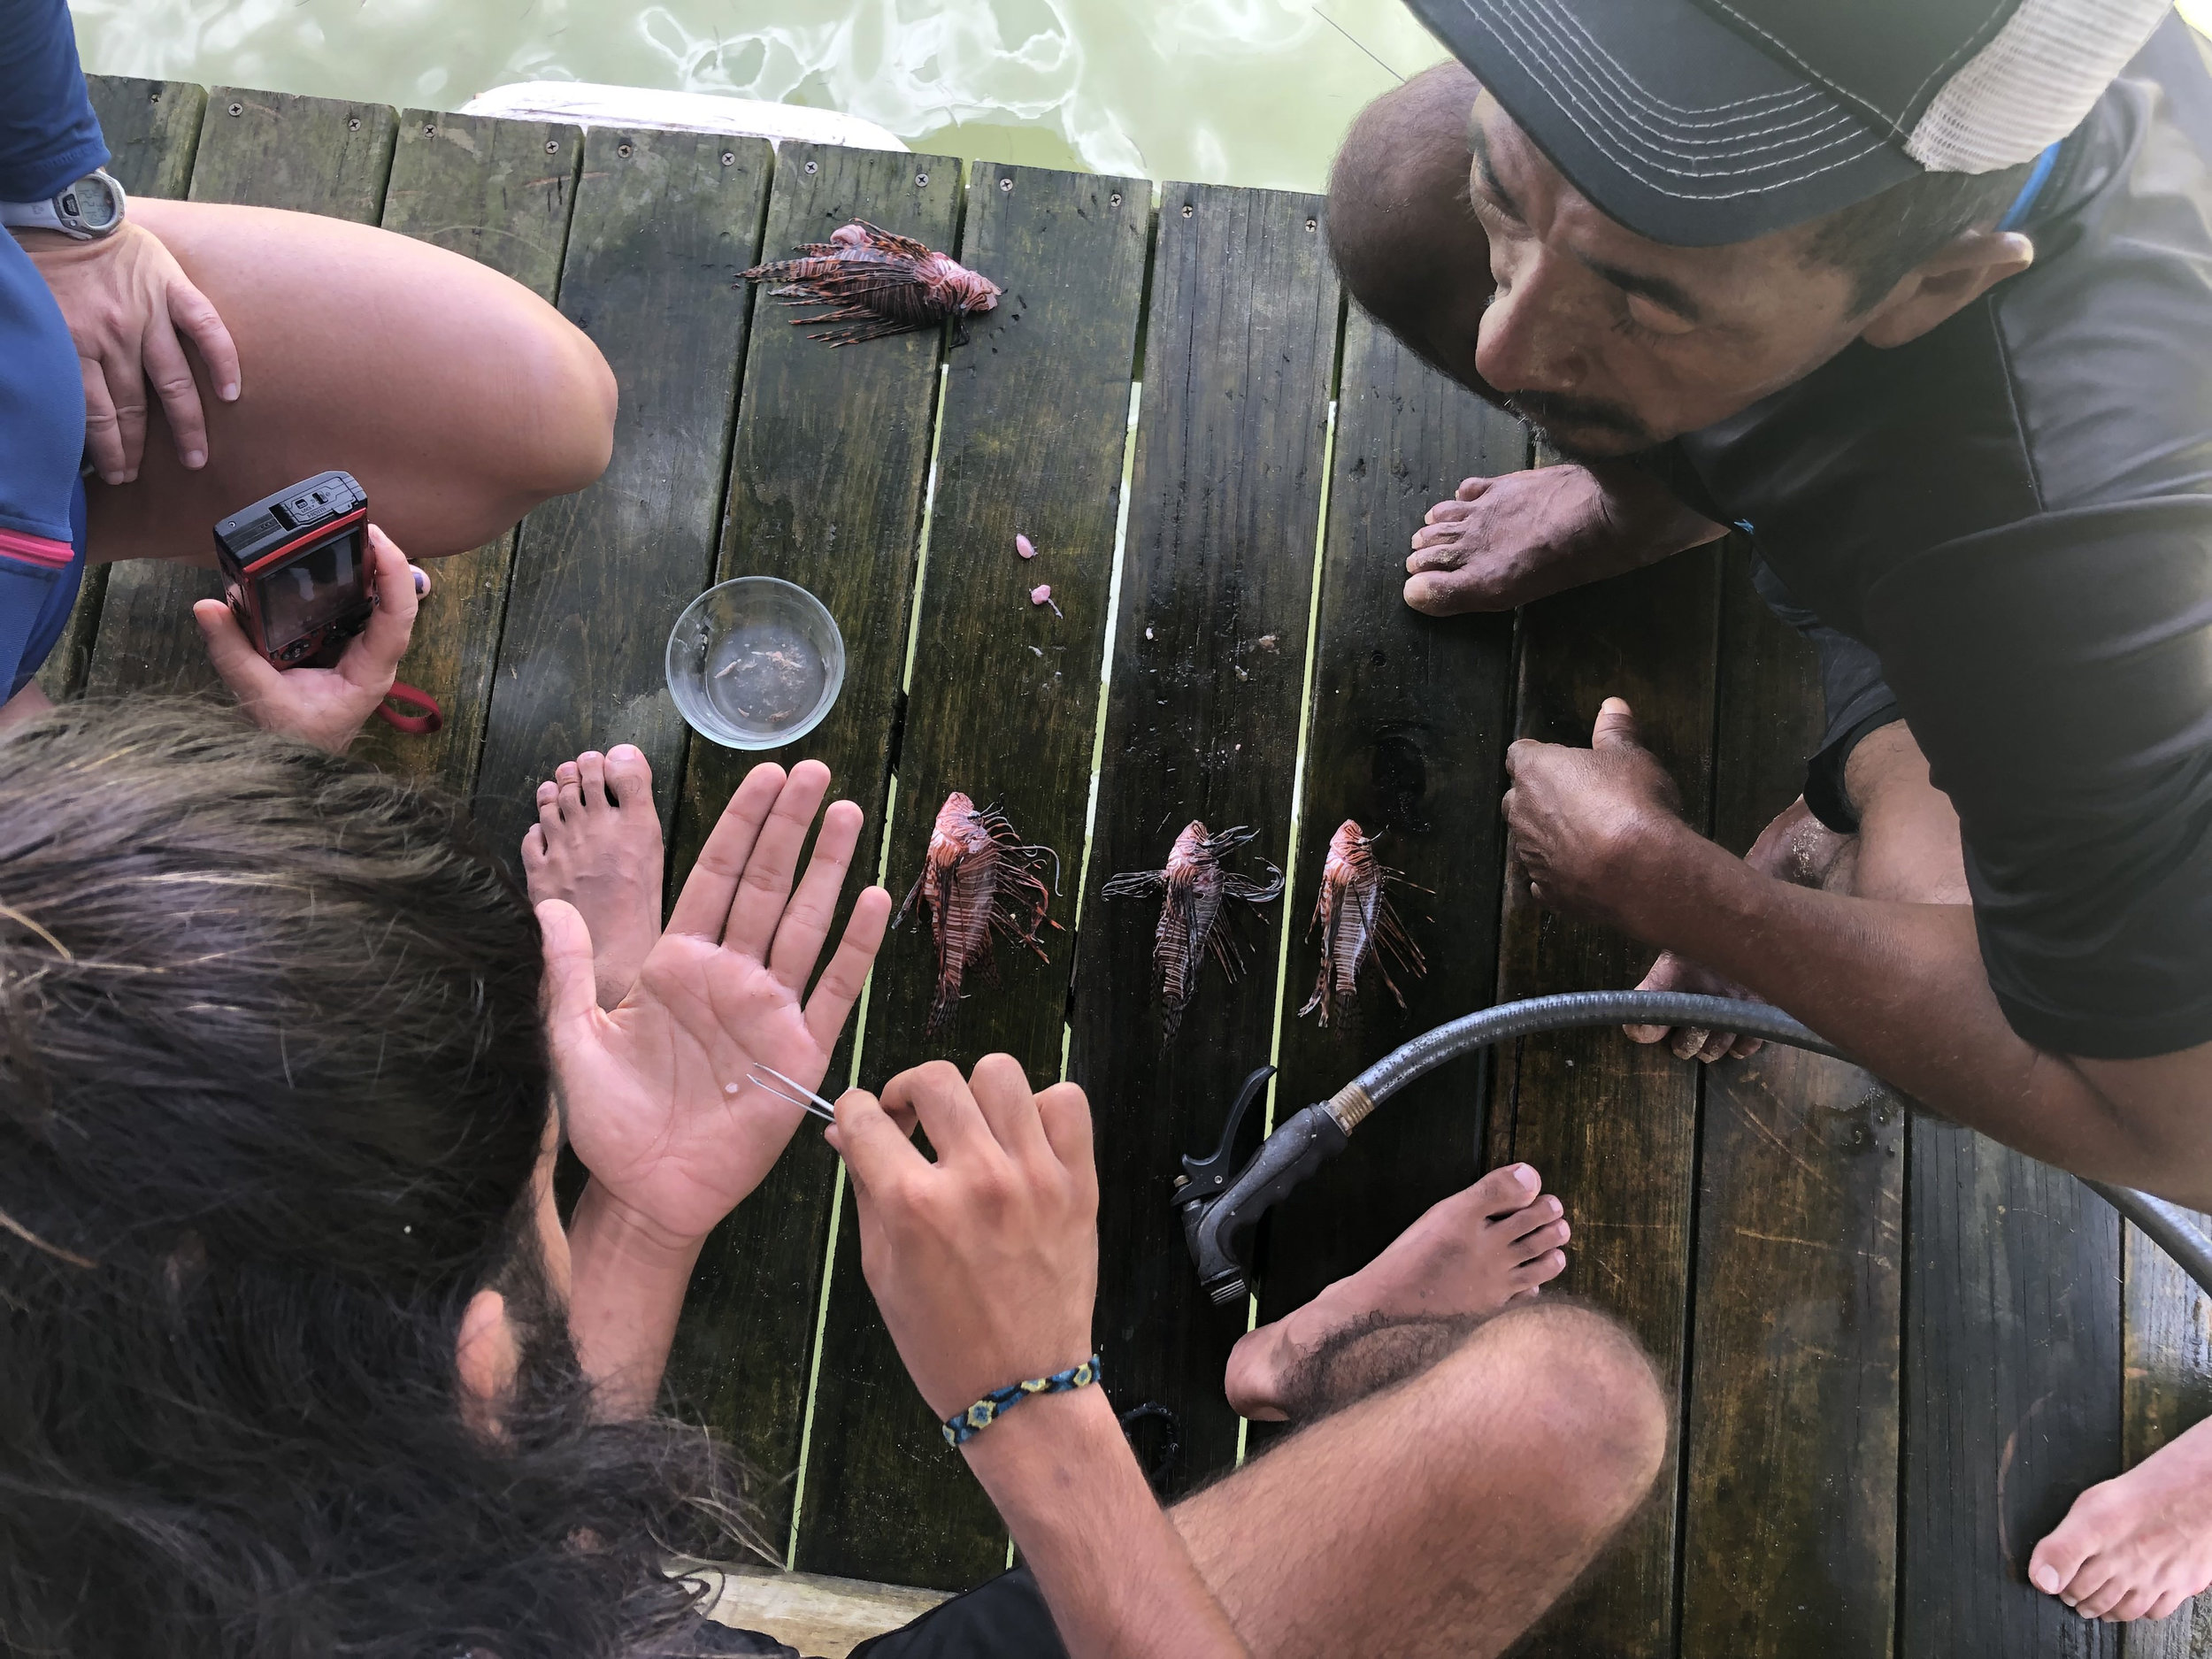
211, 471, 373, 669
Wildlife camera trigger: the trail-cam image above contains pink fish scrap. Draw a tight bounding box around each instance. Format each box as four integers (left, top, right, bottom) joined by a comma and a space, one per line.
1029, 584, 1062, 618
1016, 533, 1037, 560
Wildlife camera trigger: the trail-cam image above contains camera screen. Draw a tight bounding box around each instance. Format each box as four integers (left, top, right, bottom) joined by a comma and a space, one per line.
255, 527, 366, 649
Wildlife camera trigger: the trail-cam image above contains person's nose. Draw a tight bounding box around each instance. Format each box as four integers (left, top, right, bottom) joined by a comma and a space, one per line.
1476, 251, 1587, 396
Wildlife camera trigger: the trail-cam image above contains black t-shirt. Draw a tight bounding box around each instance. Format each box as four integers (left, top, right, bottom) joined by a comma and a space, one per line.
1669, 16, 2212, 1060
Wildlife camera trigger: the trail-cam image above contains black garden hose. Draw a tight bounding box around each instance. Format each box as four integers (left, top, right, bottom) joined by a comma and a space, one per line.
1183, 991, 2212, 1302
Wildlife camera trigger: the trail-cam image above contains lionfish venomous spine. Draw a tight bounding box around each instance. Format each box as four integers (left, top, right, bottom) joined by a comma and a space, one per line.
740, 220, 1002, 346
896, 792, 1060, 1034
1298, 819, 1427, 1028
1102, 821, 1284, 1043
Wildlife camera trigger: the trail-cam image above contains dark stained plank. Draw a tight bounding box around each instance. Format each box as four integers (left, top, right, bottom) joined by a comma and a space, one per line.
1255, 309, 1524, 1331
470, 127, 772, 859
349, 110, 582, 792
36, 77, 208, 703
1678, 542, 1904, 1658
2123, 1213, 2212, 1657
659, 141, 961, 1563
84, 88, 399, 702
1902, 1122, 2121, 1659
795, 160, 1151, 1586
1485, 544, 1723, 1659
1066, 179, 1341, 1527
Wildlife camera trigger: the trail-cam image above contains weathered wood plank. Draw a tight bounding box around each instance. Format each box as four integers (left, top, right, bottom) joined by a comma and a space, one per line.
659, 141, 960, 1563
1678, 543, 1903, 1659
795, 160, 1151, 1586
1255, 310, 1524, 1332
470, 127, 772, 859
1068, 180, 1341, 1522
1486, 545, 1722, 1659
348, 110, 582, 792
84, 88, 398, 701
1902, 1121, 2122, 1659
35, 76, 209, 704
2123, 1213, 2212, 1657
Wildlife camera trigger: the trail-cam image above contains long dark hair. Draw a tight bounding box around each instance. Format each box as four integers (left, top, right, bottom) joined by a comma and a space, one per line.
0, 702, 754, 1657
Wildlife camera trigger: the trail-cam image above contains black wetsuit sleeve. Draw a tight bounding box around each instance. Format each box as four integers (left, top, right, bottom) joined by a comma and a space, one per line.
1863, 496, 2212, 1059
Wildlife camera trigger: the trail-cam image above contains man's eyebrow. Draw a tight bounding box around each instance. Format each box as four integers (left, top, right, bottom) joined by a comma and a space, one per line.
1464, 115, 1525, 223
1578, 256, 1707, 326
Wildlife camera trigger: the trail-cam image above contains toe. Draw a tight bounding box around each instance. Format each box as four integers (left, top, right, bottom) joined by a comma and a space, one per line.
1467, 1163, 1543, 1218
577, 751, 609, 810
537, 780, 564, 841
521, 823, 547, 870
2147, 1587, 2193, 1620
1512, 1248, 1568, 1289
2032, 1502, 2105, 1596
605, 742, 654, 810
556, 760, 583, 818
1498, 1194, 1563, 1244
1512, 1218, 1571, 1263
2104, 1584, 2161, 1622
2076, 1566, 2128, 1619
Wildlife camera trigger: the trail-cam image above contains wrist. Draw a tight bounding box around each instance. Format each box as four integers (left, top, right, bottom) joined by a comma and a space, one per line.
568, 1178, 710, 1272
1610, 813, 1741, 940
958, 1380, 1125, 1498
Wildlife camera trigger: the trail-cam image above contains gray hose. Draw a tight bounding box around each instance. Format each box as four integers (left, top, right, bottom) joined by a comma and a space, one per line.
1322, 990, 2212, 1299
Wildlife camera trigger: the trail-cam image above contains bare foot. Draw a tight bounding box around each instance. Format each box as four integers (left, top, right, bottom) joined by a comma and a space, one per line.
1225, 1163, 1569, 1421
2030, 1416, 2212, 1622
1624, 795, 1851, 1063
520, 744, 664, 1010
1405, 458, 1727, 617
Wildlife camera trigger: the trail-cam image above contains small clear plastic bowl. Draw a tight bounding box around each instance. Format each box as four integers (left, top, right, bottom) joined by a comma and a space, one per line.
665, 576, 846, 750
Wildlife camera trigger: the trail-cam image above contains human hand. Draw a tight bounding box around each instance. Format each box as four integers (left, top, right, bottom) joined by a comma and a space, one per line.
193, 524, 427, 752
22, 219, 241, 485
541, 759, 892, 1249
828, 1055, 1098, 1422
1503, 697, 1692, 933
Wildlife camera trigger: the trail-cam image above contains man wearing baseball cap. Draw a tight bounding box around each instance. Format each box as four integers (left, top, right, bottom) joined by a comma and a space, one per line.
1330, 0, 2212, 1624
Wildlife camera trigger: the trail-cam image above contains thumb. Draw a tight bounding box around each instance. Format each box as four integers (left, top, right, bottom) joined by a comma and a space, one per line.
339, 525, 419, 692
1591, 696, 1641, 751
193, 596, 287, 702
535, 899, 601, 1046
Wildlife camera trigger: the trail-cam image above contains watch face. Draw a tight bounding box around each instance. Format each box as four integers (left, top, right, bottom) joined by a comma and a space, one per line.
61, 173, 119, 232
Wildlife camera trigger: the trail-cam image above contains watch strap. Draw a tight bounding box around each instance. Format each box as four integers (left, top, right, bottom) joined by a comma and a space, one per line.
0, 197, 66, 234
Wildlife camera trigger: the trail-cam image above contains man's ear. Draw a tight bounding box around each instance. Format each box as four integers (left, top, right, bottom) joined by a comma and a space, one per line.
1857, 229, 2034, 349
456, 1287, 518, 1434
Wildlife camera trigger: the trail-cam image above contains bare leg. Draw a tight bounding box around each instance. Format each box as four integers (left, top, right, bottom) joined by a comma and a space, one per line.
1175, 1301, 1666, 1658
2032, 1414, 2212, 1621
85, 199, 616, 565
521, 745, 664, 1010
1225, 1162, 1570, 1420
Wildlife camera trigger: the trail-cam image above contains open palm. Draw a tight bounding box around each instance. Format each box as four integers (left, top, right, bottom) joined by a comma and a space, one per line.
541, 759, 892, 1245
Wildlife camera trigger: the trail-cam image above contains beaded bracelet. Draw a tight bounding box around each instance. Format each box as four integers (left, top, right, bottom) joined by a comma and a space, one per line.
941, 1354, 1103, 1447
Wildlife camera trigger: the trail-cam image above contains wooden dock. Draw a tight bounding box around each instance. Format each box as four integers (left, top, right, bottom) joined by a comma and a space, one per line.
47, 72, 2212, 1657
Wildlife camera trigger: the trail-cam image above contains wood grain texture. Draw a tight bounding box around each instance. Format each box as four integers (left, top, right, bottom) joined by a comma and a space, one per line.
794, 161, 1151, 1586
1902, 1118, 2122, 1659
1486, 546, 1722, 1659
471, 127, 772, 858
84, 88, 398, 701
661, 142, 960, 1565
1678, 544, 1904, 1659
2123, 1212, 2212, 1658
349, 110, 583, 791
1255, 309, 1525, 1328
35, 80, 210, 703
1069, 180, 1340, 1518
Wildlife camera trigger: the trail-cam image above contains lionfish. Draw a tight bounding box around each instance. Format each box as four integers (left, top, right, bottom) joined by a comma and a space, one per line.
895, 793, 1059, 1033
740, 220, 1002, 346
1298, 819, 1427, 1028
1102, 822, 1284, 1043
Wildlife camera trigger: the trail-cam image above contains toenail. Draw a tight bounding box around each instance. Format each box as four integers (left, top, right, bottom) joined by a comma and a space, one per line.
611, 743, 641, 760
1510, 1164, 1536, 1189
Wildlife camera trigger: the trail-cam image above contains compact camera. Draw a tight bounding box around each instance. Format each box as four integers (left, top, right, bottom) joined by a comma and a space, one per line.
212, 471, 374, 668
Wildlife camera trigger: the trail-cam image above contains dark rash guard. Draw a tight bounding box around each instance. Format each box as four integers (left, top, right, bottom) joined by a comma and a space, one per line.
1671, 16, 2212, 1060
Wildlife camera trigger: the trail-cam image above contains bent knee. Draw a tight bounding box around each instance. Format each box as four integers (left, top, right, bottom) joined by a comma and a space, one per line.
509, 315, 618, 500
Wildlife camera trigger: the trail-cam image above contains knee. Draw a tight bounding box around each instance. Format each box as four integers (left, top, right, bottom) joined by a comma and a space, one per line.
1440, 1302, 1669, 1522
511, 315, 617, 500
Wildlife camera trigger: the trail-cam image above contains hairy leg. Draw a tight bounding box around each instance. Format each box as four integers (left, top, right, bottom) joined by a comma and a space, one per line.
85, 199, 616, 565
1224, 1162, 1569, 1420
521, 745, 664, 1010
1174, 1302, 1666, 1659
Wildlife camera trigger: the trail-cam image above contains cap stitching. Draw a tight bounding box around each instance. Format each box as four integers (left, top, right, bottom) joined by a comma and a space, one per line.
1455, 0, 1820, 119
1697, 0, 2016, 138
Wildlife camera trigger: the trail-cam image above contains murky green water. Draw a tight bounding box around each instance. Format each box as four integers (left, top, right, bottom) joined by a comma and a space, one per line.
71, 0, 1449, 192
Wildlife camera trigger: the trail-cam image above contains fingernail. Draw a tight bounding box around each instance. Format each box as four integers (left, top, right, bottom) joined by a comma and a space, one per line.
183, 450, 205, 469
219, 382, 239, 401
411, 568, 428, 595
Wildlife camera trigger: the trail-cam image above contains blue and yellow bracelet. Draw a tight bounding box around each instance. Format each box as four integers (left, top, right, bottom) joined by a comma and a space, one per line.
941, 1354, 1103, 1447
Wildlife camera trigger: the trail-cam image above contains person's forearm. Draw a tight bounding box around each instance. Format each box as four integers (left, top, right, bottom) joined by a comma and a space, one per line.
963, 1388, 1248, 1658
564, 1179, 705, 1417
1617, 824, 2197, 1201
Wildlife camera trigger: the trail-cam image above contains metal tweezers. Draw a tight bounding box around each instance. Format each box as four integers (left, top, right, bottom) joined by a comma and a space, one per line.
745, 1063, 839, 1125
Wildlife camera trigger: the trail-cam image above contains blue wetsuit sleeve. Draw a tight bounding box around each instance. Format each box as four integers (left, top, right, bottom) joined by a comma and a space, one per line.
0, 0, 109, 201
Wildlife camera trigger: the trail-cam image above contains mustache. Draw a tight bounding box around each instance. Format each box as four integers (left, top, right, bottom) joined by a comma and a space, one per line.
1500, 389, 1650, 442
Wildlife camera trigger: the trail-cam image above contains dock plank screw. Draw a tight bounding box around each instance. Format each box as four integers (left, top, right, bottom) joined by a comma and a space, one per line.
422, 123, 435, 137
227, 102, 242, 116
1000, 176, 1014, 192
721, 150, 735, 165
1110, 191, 1123, 207
545, 139, 558, 153
348, 117, 360, 130
1305, 217, 1317, 231
805, 159, 818, 173
618, 142, 633, 157
916, 171, 929, 186
1181, 203, 1194, 217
